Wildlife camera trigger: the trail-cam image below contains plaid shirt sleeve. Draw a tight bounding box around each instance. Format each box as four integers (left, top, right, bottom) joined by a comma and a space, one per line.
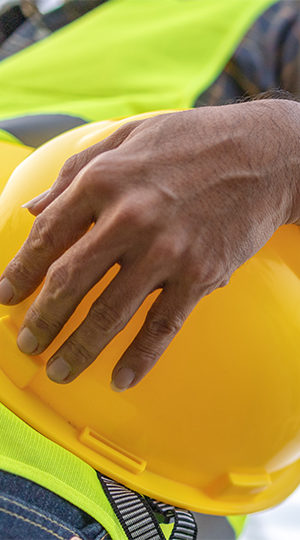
195, 0, 300, 106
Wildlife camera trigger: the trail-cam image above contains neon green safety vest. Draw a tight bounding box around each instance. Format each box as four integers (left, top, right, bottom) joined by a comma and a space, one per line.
0, 0, 277, 538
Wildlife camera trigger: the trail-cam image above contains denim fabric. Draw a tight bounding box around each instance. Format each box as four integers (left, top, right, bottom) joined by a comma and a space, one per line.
0, 470, 111, 540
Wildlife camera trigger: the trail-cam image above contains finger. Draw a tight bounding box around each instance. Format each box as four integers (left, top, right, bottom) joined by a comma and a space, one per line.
110, 285, 197, 391
0, 177, 95, 305
27, 120, 143, 216
16, 217, 128, 355
45, 258, 165, 385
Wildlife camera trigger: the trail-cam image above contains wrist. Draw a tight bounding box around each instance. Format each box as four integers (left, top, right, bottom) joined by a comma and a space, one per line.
272, 100, 300, 226
212, 99, 300, 229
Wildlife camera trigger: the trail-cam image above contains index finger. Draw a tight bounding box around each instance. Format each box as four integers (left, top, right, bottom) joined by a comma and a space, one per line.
28, 120, 143, 216
0, 177, 94, 305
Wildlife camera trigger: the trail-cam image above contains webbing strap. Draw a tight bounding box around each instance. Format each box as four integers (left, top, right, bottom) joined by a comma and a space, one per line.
98, 473, 197, 540
145, 499, 197, 540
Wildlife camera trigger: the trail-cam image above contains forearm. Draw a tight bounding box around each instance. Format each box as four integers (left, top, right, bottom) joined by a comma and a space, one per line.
272, 99, 300, 226
234, 98, 300, 228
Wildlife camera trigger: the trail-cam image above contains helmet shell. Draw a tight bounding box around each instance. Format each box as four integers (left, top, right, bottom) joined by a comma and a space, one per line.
0, 111, 300, 514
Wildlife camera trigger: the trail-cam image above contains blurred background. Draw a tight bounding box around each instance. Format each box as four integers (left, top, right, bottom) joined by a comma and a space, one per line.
240, 486, 300, 540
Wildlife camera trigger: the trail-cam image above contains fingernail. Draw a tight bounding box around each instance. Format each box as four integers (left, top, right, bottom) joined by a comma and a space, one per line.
22, 189, 51, 209
111, 367, 135, 392
0, 277, 14, 304
17, 327, 38, 354
47, 356, 71, 382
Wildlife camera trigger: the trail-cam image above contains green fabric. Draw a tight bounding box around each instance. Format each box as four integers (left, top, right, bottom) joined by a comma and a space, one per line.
0, 0, 276, 125
0, 403, 175, 539
0, 129, 22, 145
0, 0, 278, 536
160, 522, 174, 539
0, 403, 128, 540
228, 515, 248, 538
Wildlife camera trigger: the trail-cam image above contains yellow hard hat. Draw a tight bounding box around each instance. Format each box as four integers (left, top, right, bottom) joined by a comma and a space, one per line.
0, 110, 300, 516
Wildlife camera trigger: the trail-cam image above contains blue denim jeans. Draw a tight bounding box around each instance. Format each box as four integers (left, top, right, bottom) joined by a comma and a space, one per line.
0, 470, 110, 540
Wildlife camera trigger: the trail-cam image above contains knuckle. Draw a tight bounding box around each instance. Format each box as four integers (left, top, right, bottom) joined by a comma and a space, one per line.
183, 250, 214, 284
97, 174, 115, 196
117, 203, 150, 230
145, 313, 183, 340
60, 154, 80, 178
118, 119, 141, 134
89, 297, 122, 335
83, 161, 114, 197
64, 337, 94, 368
30, 215, 55, 253
111, 122, 136, 141
46, 264, 72, 298
187, 256, 229, 289
185, 262, 206, 285
152, 237, 182, 262
8, 256, 34, 285
133, 340, 157, 368
105, 120, 141, 146
27, 303, 61, 334
219, 276, 231, 288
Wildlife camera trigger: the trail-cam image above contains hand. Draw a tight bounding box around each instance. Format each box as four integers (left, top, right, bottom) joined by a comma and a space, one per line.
0, 102, 299, 391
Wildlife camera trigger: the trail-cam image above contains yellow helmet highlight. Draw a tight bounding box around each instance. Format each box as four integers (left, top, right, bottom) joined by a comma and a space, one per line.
0, 111, 299, 515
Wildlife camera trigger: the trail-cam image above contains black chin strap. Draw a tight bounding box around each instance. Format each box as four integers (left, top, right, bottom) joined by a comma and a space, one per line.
98, 473, 197, 540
